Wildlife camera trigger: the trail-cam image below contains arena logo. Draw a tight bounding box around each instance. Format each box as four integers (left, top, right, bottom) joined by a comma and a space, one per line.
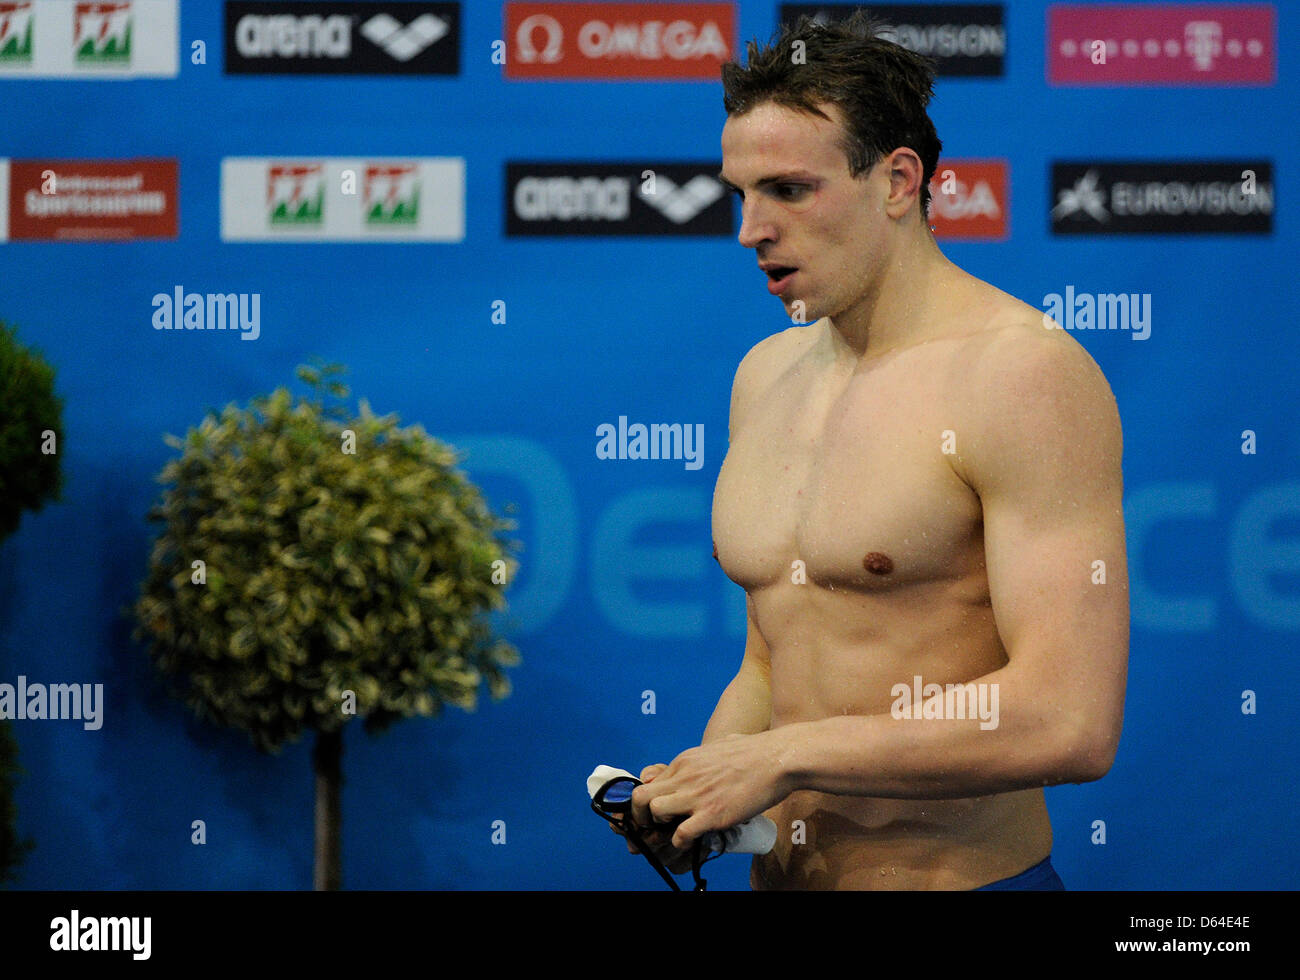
1048, 4, 1275, 85
225, 2, 458, 75
1051, 162, 1272, 235
779, 4, 1006, 77
234, 12, 352, 58
506, 162, 732, 236
505, 3, 733, 79
0, 1, 34, 64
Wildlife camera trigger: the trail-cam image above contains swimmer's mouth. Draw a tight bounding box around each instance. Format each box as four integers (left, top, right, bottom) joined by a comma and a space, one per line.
762, 265, 798, 295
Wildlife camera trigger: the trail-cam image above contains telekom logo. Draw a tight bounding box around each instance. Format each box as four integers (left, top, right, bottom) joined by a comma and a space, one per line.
1048, 4, 1274, 85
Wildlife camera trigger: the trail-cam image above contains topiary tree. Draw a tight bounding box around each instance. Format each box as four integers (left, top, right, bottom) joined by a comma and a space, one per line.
0, 319, 63, 885
132, 361, 520, 889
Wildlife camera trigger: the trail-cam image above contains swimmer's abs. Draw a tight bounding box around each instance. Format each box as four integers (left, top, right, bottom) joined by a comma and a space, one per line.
750, 789, 1053, 890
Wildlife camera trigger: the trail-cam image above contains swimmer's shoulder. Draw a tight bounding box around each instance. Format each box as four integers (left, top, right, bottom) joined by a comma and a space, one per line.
728, 321, 817, 435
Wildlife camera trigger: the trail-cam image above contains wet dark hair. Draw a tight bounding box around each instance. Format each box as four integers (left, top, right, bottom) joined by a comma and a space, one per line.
721, 9, 943, 216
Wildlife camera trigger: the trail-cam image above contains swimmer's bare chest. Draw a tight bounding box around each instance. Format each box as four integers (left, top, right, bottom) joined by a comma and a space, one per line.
711, 321, 1052, 889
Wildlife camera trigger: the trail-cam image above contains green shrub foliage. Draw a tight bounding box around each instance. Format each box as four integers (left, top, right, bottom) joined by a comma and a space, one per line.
133, 363, 520, 753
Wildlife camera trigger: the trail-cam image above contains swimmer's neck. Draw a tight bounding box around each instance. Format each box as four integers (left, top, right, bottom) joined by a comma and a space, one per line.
822, 227, 966, 363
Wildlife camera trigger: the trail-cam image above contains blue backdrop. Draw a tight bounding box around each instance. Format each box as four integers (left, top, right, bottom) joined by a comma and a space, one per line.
1, 0, 1296, 889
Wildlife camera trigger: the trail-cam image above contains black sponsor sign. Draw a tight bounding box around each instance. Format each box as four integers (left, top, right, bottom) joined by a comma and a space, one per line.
1051, 161, 1273, 235
779, 4, 1005, 77
505, 162, 733, 237
224, 2, 459, 75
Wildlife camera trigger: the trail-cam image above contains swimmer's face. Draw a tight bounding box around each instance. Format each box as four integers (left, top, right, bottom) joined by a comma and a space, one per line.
720, 100, 906, 323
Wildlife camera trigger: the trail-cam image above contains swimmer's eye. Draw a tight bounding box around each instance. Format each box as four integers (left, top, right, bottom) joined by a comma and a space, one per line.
775, 184, 809, 200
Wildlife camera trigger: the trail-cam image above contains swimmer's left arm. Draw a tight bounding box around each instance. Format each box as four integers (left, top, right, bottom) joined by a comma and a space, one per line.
638, 330, 1129, 849
778, 329, 1130, 798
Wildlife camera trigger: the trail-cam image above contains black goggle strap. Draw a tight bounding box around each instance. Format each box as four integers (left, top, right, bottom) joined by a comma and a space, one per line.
591, 776, 687, 892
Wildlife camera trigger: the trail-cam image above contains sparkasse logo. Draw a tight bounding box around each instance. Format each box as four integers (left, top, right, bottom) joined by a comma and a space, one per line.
224, 2, 459, 75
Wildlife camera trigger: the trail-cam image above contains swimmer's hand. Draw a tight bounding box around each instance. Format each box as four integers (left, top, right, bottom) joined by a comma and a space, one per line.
608, 763, 696, 876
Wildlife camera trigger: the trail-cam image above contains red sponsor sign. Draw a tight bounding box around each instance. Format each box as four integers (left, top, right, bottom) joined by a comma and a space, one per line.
927, 159, 1007, 240
505, 2, 734, 79
8, 159, 177, 240
1048, 4, 1275, 85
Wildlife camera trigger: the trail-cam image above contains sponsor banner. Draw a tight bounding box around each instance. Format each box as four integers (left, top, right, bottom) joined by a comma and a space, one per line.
224, 1, 459, 75
1050, 161, 1272, 235
505, 162, 731, 236
221, 157, 464, 241
927, 159, 1007, 239
1048, 4, 1275, 85
2, 158, 178, 240
779, 4, 1005, 77
504, 2, 733, 80
0, 0, 178, 78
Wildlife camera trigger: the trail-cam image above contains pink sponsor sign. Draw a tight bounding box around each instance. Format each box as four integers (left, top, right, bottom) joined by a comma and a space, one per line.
1048, 4, 1275, 85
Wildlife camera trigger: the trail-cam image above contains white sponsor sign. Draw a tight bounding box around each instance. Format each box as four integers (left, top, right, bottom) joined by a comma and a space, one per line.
220, 157, 465, 242
0, 0, 178, 78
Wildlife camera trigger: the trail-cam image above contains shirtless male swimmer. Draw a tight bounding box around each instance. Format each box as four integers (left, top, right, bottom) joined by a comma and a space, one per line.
614, 11, 1129, 890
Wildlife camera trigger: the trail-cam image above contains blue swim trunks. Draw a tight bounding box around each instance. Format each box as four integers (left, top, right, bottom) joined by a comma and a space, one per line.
974, 854, 1065, 891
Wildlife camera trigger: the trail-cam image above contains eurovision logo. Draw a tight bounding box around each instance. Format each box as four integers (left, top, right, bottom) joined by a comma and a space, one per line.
780, 3, 1007, 77
1050, 161, 1273, 235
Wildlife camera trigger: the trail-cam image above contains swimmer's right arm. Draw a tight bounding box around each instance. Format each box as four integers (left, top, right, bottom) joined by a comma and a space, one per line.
700, 334, 781, 745
701, 594, 772, 744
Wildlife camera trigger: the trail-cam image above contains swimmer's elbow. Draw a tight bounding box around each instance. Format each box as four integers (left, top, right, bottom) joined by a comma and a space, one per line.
1051, 720, 1120, 784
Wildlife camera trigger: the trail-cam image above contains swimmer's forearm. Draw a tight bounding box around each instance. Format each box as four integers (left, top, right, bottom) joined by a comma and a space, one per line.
774, 685, 1107, 799
701, 666, 772, 744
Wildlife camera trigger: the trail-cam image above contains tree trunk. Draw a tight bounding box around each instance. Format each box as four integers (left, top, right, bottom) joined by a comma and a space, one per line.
313, 728, 342, 891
